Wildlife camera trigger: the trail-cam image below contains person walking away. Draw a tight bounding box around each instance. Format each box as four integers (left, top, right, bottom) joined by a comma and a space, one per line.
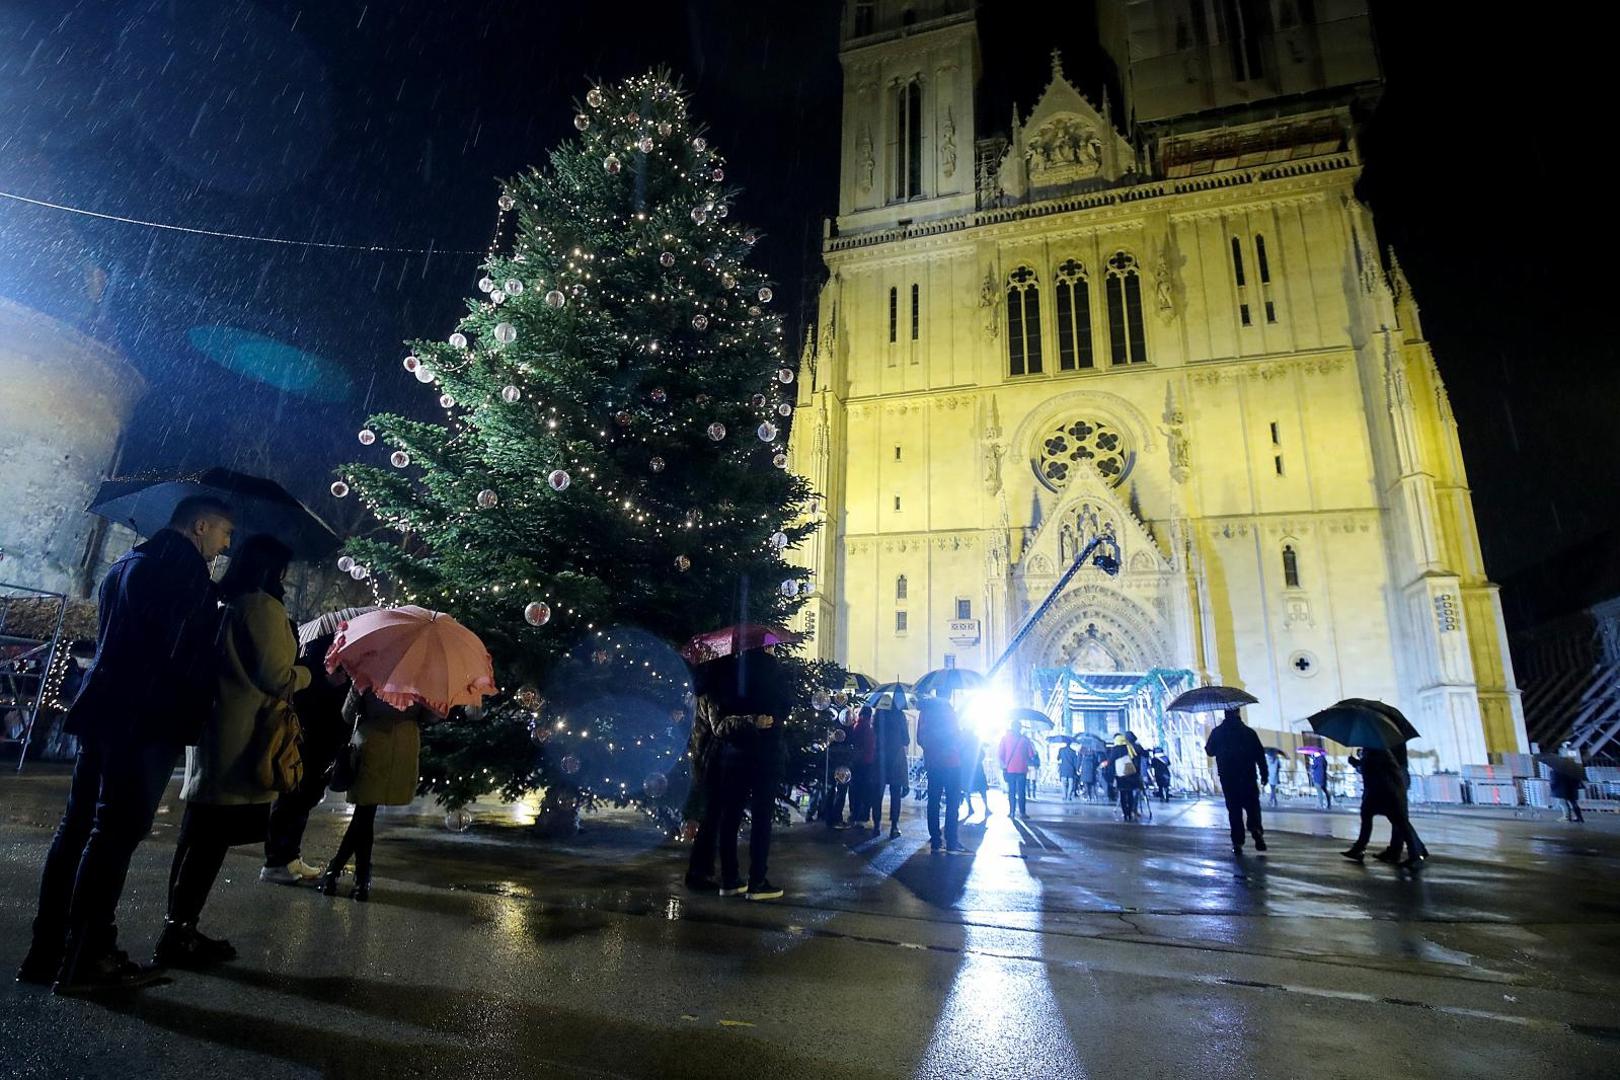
1150, 750, 1172, 802
848, 705, 879, 831
157, 535, 310, 967
961, 736, 991, 819
262, 633, 351, 884
873, 703, 910, 838
19, 496, 233, 993
917, 694, 968, 853
1205, 708, 1269, 855
998, 721, 1037, 818
1309, 752, 1332, 810
1267, 752, 1282, 808
319, 687, 436, 900
1080, 749, 1099, 801
1110, 734, 1146, 821
1057, 741, 1079, 800
683, 647, 792, 900
1342, 749, 1425, 869
1550, 766, 1585, 823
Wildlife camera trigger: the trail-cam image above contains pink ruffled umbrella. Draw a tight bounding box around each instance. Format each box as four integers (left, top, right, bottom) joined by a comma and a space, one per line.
325, 605, 496, 717
679, 623, 801, 664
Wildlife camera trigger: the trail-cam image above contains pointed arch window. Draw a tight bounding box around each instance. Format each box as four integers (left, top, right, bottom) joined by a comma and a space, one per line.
888, 286, 898, 343
896, 574, 908, 600
1054, 259, 1094, 371
1006, 265, 1044, 376
1104, 251, 1148, 366
892, 78, 924, 201
1282, 544, 1301, 589
1255, 233, 1278, 323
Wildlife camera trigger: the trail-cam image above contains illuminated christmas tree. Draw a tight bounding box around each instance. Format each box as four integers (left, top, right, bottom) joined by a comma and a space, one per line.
336, 72, 820, 831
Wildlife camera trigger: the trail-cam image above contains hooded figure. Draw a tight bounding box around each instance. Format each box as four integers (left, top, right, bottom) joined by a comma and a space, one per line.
1204, 708, 1269, 854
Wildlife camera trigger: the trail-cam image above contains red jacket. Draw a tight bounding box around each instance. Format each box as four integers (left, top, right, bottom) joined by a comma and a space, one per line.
998, 733, 1037, 774
850, 712, 877, 765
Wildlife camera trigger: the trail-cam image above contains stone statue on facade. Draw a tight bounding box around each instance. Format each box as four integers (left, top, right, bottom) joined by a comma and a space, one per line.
858, 126, 874, 193
983, 441, 1005, 495
941, 108, 957, 178
979, 265, 1000, 338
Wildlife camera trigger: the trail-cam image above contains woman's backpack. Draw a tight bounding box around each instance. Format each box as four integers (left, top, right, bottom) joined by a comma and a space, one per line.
254, 695, 304, 794
1113, 749, 1138, 778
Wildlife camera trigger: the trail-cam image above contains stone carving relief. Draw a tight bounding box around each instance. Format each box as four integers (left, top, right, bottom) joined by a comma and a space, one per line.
1160, 385, 1190, 485
1024, 115, 1104, 185
979, 264, 1000, 339
1154, 261, 1175, 322
858, 125, 875, 193
941, 107, 957, 178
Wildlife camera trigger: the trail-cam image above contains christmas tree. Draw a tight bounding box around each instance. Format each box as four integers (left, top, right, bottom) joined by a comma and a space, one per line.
335, 71, 825, 831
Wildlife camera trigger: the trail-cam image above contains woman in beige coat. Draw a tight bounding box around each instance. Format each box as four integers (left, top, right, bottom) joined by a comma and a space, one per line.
157, 535, 309, 968
318, 688, 436, 901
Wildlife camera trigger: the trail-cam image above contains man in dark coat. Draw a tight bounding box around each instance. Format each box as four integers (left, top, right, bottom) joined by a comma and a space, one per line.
19, 496, 233, 992
1204, 708, 1270, 855
874, 704, 910, 838
916, 693, 967, 854
1342, 748, 1425, 868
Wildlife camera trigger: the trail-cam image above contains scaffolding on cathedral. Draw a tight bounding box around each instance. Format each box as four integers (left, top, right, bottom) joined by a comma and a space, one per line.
1031, 666, 1216, 792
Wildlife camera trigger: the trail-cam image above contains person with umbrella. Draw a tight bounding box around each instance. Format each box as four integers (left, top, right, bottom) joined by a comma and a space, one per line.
19, 495, 234, 993
1080, 743, 1101, 802
259, 608, 373, 886
1265, 748, 1285, 808
997, 720, 1039, 818
1109, 733, 1148, 822
1150, 748, 1172, 803
1056, 737, 1080, 801
1204, 708, 1270, 855
848, 705, 881, 832
156, 535, 311, 968
319, 606, 496, 901
1307, 748, 1332, 810
917, 691, 969, 854
1543, 750, 1586, 823
1310, 699, 1426, 869
682, 626, 795, 900
872, 689, 911, 839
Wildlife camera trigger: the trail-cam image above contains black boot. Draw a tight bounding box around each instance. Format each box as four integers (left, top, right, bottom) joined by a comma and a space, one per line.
351, 863, 372, 902
153, 919, 235, 969
15, 941, 62, 986
318, 863, 344, 896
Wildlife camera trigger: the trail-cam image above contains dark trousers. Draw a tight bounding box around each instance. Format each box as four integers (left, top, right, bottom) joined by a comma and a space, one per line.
31, 738, 179, 962
1349, 806, 1425, 859
264, 742, 339, 867
873, 781, 904, 828
1119, 777, 1142, 820
1156, 777, 1171, 801
926, 765, 962, 849
823, 778, 848, 826
1224, 787, 1264, 849
167, 802, 268, 926
1061, 774, 1078, 799
849, 763, 875, 826
1004, 771, 1028, 816
329, 805, 379, 878
691, 752, 772, 887
1563, 798, 1585, 822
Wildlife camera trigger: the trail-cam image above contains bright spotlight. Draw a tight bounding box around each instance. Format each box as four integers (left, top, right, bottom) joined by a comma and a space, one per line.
962, 686, 1014, 741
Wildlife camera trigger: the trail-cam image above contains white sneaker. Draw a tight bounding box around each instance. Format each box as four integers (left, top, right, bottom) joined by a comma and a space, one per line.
259, 864, 303, 885
285, 858, 324, 881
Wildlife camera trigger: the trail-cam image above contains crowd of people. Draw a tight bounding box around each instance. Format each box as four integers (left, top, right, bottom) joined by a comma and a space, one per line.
17, 498, 443, 995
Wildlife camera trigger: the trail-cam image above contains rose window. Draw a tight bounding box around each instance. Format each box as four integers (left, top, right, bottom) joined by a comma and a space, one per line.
1036, 418, 1133, 490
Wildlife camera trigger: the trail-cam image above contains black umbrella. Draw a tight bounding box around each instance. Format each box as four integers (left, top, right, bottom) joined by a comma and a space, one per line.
88, 468, 341, 559
1536, 753, 1586, 784
1008, 706, 1054, 730
913, 667, 985, 698
1167, 685, 1260, 714
1072, 732, 1109, 750
1307, 700, 1416, 750
1337, 698, 1420, 742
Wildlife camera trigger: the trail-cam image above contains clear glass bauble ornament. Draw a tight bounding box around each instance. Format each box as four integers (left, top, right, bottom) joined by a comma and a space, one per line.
614, 410, 631, 427
643, 772, 670, 799
748, 305, 761, 317
777, 403, 792, 417
695, 393, 711, 405
524, 601, 552, 627
799, 580, 814, 597
414, 365, 435, 383
834, 765, 852, 784
498, 193, 515, 211
477, 489, 498, 509
751, 393, 766, 407
330, 481, 349, 498
493, 322, 517, 344
358, 428, 376, 445
637, 135, 654, 153
604, 154, 621, 174
402, 355, 420, 372
350, 565, 369, 580
560, 754, 581, 775
449, 332, 468, 349
674, 554, 691, 572
439, 393, 455, 408
743, 230, 758, 246
444, 808, 472, 833
627, 111, 639, 124
706, 423, 726, 441
544, 289, 566, 309
657, 120, 672, 137
702, 257, 716, 271
777, 368, 794, 384
548, 469, 571, 491
758, 286, 773, 303
692, 137, 707, 152
574, 113, 589, 130
586, 87, 604, 108
690, 206, 707, 224
757, 422, 777, 442
716, 205, 729, 218
490, 289, 505, 304
831, 728, 847, 744
478, 276, 495, 293
516, 684, 542, 709
779, 579, 797, 597
811, 690, 832, 711
649, 456, 666, 473
773, 452, 789, 469
687, 508, 704, 523
337, 555, 354, 572
770, 531, 788, 549
659, 251, 675, 268
721, 273, 736, 289
390, 450, 410, 468
712, 168, 724, 182
650, 387, 667, 403
691, 314, 708, 331
501, 385, 521, 403
504, 279, 523, 294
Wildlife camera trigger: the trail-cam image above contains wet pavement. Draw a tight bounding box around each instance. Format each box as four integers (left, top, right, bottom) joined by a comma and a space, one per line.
2, 767, 1617, 1079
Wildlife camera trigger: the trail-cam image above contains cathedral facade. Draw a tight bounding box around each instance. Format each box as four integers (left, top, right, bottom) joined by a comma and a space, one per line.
786, 0, 1527, 773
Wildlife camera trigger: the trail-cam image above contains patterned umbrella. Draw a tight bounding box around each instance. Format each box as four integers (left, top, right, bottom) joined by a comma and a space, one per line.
297, 606, 379, 649
1166, 685, 1260, 714
865, 682, 915, 712
326, 605, 496, 717
680, 623, 801, 664
843, 672, 877, 694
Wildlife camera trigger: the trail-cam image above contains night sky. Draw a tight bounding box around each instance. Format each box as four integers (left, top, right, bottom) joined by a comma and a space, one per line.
0, 1, 1608, 615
